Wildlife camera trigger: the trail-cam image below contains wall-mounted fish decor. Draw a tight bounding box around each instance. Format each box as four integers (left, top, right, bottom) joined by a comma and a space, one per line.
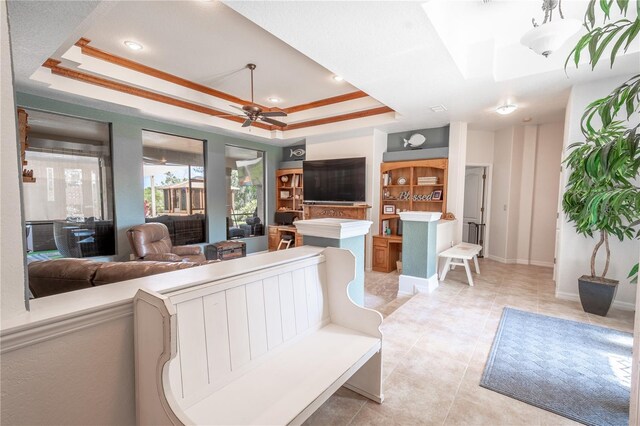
290, 148, 306, 158
403, 133, 426, 149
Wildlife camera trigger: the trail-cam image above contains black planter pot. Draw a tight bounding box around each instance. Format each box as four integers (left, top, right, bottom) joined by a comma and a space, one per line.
578, 275, 619, 316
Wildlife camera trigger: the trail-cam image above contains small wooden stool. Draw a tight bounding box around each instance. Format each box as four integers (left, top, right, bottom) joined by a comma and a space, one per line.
438, 243, 482, 286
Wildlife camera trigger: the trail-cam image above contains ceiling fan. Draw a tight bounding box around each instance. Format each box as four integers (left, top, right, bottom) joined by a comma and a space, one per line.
229, 64, 288, 128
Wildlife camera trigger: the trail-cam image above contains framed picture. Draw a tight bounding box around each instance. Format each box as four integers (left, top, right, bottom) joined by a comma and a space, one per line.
280, 190, 290, 199
383, 205, 396, 214
431, 190, 442, 201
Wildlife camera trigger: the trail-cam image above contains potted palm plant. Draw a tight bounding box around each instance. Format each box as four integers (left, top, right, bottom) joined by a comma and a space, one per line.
563, 0, 639, 316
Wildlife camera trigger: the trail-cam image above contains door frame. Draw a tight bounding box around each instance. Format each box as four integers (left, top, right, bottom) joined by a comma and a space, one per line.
465, 163, 492, 259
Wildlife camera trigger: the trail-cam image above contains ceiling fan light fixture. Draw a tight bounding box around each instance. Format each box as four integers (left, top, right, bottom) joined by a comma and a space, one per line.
496, 104, 517, 115
268, 97, 280, 103
124, 40, 143, 51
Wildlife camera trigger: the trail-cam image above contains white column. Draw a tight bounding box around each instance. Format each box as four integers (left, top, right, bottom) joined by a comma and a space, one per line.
447, 122, 468, 244
1, 1, 28, 319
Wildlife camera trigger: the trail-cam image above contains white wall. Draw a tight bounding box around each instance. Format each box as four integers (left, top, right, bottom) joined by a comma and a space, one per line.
466, 130, 495, 164
506, 126, 524, 262
2, 314, 136, 425
1, 0, 27, 321
447, 122, 468, 243
530, 122, 563, 266
305, 129, 385, 270
556, 75, 638, 309
487, 127, 513, 262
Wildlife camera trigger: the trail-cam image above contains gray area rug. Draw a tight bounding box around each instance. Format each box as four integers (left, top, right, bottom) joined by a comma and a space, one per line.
481, 308, 632, 426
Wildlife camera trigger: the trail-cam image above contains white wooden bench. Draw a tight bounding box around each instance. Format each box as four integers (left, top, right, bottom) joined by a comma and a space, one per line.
438, 242, 482, 286
133, 247, 384, 425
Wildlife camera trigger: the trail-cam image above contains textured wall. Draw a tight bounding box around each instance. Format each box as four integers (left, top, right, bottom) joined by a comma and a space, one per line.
1, 1, 28, 319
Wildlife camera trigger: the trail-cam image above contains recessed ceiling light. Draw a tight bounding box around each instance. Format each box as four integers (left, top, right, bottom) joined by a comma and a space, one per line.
268, 97, 280, 103
332, 75, 344, 82
496, 104, 517, 115
124, 41, 143, 51
522, 117, 532, 122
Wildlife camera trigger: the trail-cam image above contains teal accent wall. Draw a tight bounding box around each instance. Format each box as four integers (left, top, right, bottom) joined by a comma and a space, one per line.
402, 221, 438, 279
303, 235, 365, 306
16, 93, 282, 258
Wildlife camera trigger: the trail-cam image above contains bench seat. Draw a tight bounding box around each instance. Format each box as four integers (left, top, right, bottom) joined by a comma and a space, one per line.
186, 324, 381, 425
134, 247, 384, 425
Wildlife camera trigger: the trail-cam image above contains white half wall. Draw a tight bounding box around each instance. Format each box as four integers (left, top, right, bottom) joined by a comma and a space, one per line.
1, 1, 27, 321
556, 75, 638, 309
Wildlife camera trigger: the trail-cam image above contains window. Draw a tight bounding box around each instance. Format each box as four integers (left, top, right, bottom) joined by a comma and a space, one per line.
22, 109, 115, 260
142, 130, 206, 245
225, 146, 265, 239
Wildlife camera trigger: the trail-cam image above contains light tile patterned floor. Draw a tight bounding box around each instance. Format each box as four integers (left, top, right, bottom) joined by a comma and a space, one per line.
305, 258, 635, 426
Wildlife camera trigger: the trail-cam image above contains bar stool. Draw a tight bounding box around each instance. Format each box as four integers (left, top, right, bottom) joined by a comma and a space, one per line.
278, 234, 294, 250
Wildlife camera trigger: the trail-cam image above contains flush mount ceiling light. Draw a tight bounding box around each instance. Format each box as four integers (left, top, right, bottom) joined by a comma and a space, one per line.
332, 75, 344, 82
124, 40, 143, 51
268, 97, 280, 103
496, 104, 517, 115
520, 0, 581, 58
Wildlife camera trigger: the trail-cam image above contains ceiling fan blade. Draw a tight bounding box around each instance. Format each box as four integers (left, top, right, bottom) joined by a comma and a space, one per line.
261, 111, 287, 117
260, 117, 287, 127
241, 118, 254, 127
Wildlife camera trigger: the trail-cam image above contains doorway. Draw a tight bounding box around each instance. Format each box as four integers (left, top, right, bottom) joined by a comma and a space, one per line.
463, 166, 488, 256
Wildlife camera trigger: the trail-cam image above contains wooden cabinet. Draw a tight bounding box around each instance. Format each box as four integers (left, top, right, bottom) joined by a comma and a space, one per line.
379, 159, 447, 235
276, 168, 304, 219
268, 225, 302, 251
303, 204, 370, 220
372, 235, 402, 272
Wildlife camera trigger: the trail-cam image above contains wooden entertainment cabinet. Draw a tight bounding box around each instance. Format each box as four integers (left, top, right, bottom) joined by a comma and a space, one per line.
269, 168, 371, 251
373, 158, 448, 272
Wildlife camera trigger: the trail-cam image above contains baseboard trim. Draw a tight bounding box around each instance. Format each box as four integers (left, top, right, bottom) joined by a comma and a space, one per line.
399, 274, 438, 295
529, 260, 554, 268
487, 255, 516, 264
556, 291, 636, 311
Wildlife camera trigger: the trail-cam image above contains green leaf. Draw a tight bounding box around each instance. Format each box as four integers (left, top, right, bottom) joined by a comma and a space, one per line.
600, 0, 612, 19
624, 19, 640, 51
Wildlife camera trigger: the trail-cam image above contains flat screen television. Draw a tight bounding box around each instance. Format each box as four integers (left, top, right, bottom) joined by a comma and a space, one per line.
303, 157, 366, 203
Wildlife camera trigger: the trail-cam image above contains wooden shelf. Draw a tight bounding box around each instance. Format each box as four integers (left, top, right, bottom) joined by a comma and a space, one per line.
276, 168, 304, 220
375, 159, 448, 273
22, 176, 36, 183
381, 214, 400, 220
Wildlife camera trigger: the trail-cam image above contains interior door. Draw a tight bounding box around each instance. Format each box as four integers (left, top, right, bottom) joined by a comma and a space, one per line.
463, 167, 485, 244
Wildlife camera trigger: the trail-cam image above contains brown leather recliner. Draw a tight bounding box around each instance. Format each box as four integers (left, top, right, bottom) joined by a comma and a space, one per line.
127, 223, 206, 263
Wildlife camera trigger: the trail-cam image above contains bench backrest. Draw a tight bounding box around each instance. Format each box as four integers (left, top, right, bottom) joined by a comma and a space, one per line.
161, 254, 329, 409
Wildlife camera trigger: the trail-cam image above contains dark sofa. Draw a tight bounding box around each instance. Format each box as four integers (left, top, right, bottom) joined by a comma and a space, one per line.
28, 258, 204, 298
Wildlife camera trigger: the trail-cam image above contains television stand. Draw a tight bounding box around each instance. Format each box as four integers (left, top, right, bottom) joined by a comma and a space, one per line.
303, 204, 371, 220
